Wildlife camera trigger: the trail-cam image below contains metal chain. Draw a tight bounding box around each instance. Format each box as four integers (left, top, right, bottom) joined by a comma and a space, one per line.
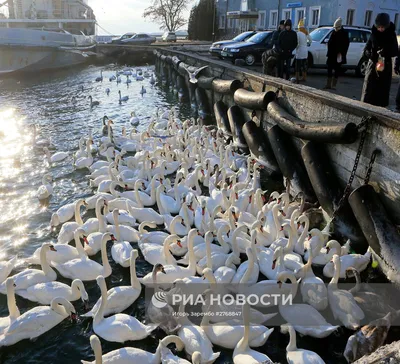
364, 149, 381, 185
332, 116, 372, 217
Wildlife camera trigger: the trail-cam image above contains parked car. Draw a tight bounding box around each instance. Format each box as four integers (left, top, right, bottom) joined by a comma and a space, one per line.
307, 26, 371, 77
209, 31, 257, 58
111, 32, 136, 44
115, 33, 156, 45
221, 31, 273, 66
162, 31, 177, 42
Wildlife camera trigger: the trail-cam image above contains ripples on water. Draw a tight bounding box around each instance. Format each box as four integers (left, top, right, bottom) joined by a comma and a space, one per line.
0, 63, 389, 363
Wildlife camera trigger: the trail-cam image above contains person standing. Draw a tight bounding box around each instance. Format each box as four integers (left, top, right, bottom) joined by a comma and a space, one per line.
262, 20, 285, 76
361, 13, 398, 108
295, 18, 311, 83
324, 17, 349, 90
277, 19, 298, 80
395, 49, 400, 111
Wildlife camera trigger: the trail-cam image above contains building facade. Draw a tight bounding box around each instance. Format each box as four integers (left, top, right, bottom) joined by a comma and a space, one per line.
216, 0, 400, 37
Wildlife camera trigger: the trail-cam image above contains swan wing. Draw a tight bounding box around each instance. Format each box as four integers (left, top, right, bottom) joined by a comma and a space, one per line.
329, 288, 365, 321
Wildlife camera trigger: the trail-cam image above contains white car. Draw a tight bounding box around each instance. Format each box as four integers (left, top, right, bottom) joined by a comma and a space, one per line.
307, 26, 371, 77
162, 32, 177, 42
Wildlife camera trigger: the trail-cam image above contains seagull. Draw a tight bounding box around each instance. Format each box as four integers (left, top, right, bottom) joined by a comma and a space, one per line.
185, 65, 209, 83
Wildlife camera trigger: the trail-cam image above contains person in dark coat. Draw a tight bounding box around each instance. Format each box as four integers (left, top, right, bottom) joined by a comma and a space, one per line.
394, 46, 400, 111
262, 20, 285, 76
361, 13, 398, 108
277, 19, 298, 80
324, 17, 350, 90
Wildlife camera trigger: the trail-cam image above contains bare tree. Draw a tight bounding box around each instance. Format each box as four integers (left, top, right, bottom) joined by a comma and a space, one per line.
143, 0, 188, 31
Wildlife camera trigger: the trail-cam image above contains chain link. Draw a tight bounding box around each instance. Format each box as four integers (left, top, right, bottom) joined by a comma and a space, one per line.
364, 149, 381, 185
332, 116, 372, 217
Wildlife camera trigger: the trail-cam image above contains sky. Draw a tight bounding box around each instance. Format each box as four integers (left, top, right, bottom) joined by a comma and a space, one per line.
90, 0, 195, 35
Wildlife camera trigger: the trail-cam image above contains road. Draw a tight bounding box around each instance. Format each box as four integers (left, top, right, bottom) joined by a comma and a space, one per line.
205, 52, 400, 112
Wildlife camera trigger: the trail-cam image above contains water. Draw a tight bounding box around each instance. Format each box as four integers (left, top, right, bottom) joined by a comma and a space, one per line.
0, 64, 397, 363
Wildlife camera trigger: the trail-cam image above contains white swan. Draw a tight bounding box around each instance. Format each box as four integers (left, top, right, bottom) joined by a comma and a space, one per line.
139, 229, 197, 286
139, 234, 179, 266
80, 197, 107, 235
200, 292, 274, 350
276, 271, 339, 338
37, 174, 53, 200
176, 301, 220, 363
126, 199, 164, 225
53, 233, 113, 281
74, 151, 93, 169
82, 334, 185, 364
233, 302, 272, 364
295, 246, 328, 311
0, 278, 20, 336
323, 243, 371, 278
26, 232, 82, 265
92, 275, 158, 343
118, 90, 129, 103
281, 324, 326, 364
0, 244, 57, 292
327, 254, 365, 330
50, 201, 79, 227
44, 147, 68, 164
110, 209, 134, 267
84, 202, 108, 256
0, 256, 18, 284
156, 184, 182, 215
0, 297, 75, 347
130, 111, 140, 126
17, 279, 88, 305
82, 250, 141, 317
57, 199, 87, 244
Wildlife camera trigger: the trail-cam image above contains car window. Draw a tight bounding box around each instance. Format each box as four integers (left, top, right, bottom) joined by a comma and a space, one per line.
246, 32, 270, 44
347, 29, 364, 43
232, 32, 253, 42
310, 28, 331, 42
360, 31, 370, 43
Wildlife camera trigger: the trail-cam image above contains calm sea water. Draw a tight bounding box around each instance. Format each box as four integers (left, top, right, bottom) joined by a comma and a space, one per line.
0, 63, 396, 363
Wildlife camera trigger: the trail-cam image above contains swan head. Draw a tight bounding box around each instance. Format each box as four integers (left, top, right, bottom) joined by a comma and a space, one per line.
192, 352, 202, 364
272, 247, 283, 269
276, 271, 297, 288
326, 240, 341, 254
50, 213, 60, 227
42, 243, 57, 253
296, 214, 309, 228
50, 297, 76, 320
153, 263, 166, 275
72, 279, 89, 307
6, 277, 16, 291
269, 191, 280, 203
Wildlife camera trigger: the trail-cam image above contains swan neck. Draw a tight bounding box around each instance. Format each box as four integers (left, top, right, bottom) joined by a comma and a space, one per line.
7, 283, 20, 320
240, 252, 254, 284
164, 237, 176, 265
74, 232, 86, 256
156, 187, 166, 215
40, 247, 55, 277
237, 304, 250, 352
287, 326, 297, 351
130, 256, 140, 289
94, 279, 107, 324
187, 231, 197, 272
134, 184, 143, 208
75, 201, 84, 225
101, 238, 111, 277
330, 258, 341, 285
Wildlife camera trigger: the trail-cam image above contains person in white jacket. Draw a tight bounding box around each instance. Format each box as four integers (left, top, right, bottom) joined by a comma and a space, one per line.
295, 19, 312, 83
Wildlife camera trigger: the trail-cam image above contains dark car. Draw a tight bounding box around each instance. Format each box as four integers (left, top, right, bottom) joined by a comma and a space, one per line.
221, 31, 273, 66
111, 32, 136, 44
121, 33, 156, 45
209, 31, 256, 58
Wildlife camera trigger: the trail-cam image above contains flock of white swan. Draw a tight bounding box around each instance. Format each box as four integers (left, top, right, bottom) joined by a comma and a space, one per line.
0, 71, 398, 364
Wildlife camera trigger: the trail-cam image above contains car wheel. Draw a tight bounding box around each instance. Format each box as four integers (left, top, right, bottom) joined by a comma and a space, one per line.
356, 57, 368, 77
245, 54, 256, 66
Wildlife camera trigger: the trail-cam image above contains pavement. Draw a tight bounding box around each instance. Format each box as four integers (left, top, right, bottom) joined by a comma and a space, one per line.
203, 51, 400, 112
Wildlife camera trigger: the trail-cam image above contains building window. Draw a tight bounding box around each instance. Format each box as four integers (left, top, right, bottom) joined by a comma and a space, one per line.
219, 15, 226, 29
282, 9, 291, 21
364, 10, 372, 27
258, 10, 266, 29
346, 9, 355, 25
295, 7, 306, 28
228, 18, 236, 29
309, 6, 321, 27
269, 10, 278, 29
241, 0, 248, 12
395, 13, 399, 32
